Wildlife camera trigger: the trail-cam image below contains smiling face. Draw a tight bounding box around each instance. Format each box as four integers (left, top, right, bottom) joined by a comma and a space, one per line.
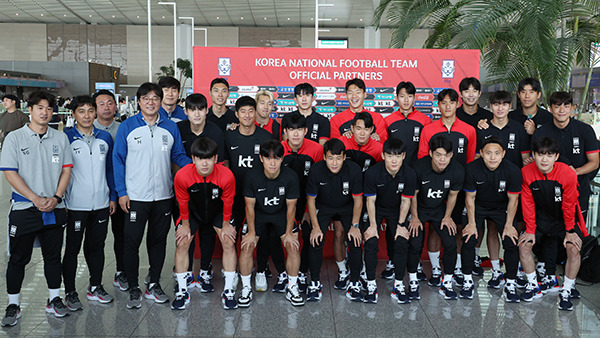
346, 84, 366, 111
210, 83, 229, 106
138, 90, 161, 117
256, 94, 274, 120
395, 88, 415, 113
550, 102, 572, 125
73, 103, 96, 129
481, 143, 505, 171
236, 105, 256, 128
491, 102, 511, 119
460, 85, 481, 107
518, 84, 541, 109
162, 86, 179, 107
28, 99, 52, 128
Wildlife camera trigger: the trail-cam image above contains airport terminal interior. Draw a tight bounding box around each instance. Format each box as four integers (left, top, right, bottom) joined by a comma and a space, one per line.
1, 0, 600, 337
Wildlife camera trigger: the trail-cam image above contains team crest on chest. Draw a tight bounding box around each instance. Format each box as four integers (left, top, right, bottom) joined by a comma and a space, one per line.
457, 138, 464, 154
342, 181, 349, 195
254, 144, 260, 154
212, 188, 219, 199
279, 186, 285, 195
397, 183, 405, 193
444, 180, 450, 189
498, 180, 506, 192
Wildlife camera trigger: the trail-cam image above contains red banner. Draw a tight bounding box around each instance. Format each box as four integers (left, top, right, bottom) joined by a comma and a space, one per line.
193, 47, 481, 119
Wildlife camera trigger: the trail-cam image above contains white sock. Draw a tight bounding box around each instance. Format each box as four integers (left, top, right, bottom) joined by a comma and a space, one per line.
455, 254, 462, 270
367, 279, 376, 287
563, 277, 575, 291
491, 259, 501, 271
536, 262, 545, 269
49, 288, 60, 300
176, 273, 187, 293
8, 294, 19, 306
464, 274, 473, 282
395, 280, 404, 288
224, 271, 236, 290
409, 273, 418, 281
526, 272, 537, 285
288, 275, 298, 287
443, 274, 452, 284
506, 278, 516, 285
428, 251, 441, 269
336, 261, 347, 272
475, 247, 480, 257
241, 275, 251, 288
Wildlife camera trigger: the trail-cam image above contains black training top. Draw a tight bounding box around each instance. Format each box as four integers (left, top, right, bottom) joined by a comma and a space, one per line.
243, 166, 299, 216
207, 107, 239, 132
306, 160, 363, 210
476, 119, 529, 167
282, 109, 331, 143
457, 105, 493, 129
463, 158, 522, 210
177, 120, 226, 162
364, 161, 416, 216
224, 127, 272, 190
508, 106, 553, 131
413, 156, 464, 220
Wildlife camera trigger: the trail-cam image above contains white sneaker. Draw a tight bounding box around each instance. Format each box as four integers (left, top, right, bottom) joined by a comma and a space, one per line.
255, 272, 267, 292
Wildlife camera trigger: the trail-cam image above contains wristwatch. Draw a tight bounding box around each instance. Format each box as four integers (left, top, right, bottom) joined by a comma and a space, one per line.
53, 195, 63, 204
352, 223, 360, 229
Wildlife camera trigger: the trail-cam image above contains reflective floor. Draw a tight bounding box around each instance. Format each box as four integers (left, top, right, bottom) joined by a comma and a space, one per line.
0, 179, 598, 337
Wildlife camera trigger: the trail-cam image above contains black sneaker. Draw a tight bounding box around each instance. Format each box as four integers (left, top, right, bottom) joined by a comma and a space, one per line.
65, 291, 82, 311
198, 272, 214, 293
472, 256, 484, 276
503, 282, 520, 303
127, 287, 143, 309
558, 289, 573, 311
334, 270, 350, 290
428, 267, 442, 287
363, 281, 378, 304
145, 283, 169, 303
391, 283, 410, 304
416, 264, 427, 281
272, 272, 288, 293
238, 286, 253, 307
87, 285, 114, 304
487, 270, 504, 289
171, 291, 190, 310
536, 264, 546, 281
286, 284, 305, 306
571, 286, 581, 299
453, 268, 464, 287
459, 280, 474, 299
516, 274, 528, 289
298, 272, 308, 293
1, 304, 21, 327
408, 280, 420, 300
306, 281, 322, 302
439, 282, 457, 300
520, 283, 542, 302
46, 297, 69, 317
381, 261, 395, 280
221, 289, 238, 310
539, 275, 560, 294
346, 282, 363, 302
113, 272, 129, 291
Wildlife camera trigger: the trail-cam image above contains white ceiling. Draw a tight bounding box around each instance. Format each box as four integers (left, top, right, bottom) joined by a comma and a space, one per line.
0, 0, 386, 28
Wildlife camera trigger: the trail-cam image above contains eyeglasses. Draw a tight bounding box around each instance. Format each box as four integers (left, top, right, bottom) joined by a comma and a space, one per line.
140, 96, 161, 103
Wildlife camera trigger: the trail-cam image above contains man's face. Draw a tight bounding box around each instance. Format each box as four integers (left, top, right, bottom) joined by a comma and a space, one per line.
236, 105, 256, 128
28, 99, 52, 127
460, 85, 481, 107
162, 86, 179, 106
256, 95, 274, 119
95, 94, 117, 121
439, 95, 458, 118
2, 98, 15, 111
480, 143, 505, 171
325, 151, 345, 174
260, 155, 283, 176
138, 91, 161, 117
382, 152, 405, 174
550, 102, 572, 124
193, 155, 217, 177
351, 120, 373, 145
518, 84, 541, 109
210, 83, 229, 106
73, 104, 96, 129
346, 84, 366, 111
491, 102, 511, 119
285, 127, 307, 149
395, 88, 415, 112
294, 92, 315, 111
430, 147, 453, 171
532, 151, 559, 174
185, 106, 208, 127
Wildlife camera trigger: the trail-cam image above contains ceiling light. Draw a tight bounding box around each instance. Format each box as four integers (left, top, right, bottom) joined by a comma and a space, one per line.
334, 18, 337, 21
241, 17, 243, 19
264, 17, 267, 20
41, 14, 44, 16
112, 15, 115, 18
15, 13, 18, 16
162, 16, 165, 18
287, 18, 290, 20
216, 16, 219, 19
137, 15, 140, 18
359, 18, 363, 21
89, 15, 92, 17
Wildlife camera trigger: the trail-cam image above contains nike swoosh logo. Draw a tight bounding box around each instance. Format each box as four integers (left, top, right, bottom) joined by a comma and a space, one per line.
182, 140, 187, 143
258, 188, 266, 192
99, 219, 108, 223
20, 147, 29, 151
377, 184, 385, 187
231, 146, 239, 150
165, 212, 172, 216
390, 129, 398, 133
319, 182, 327, 185
532, 187, 540, 191
484, 135, 492, 139
476, 181, 485, 184
190, 189, 199, 193
422, 181, 430, 184
74, 147, 81, 151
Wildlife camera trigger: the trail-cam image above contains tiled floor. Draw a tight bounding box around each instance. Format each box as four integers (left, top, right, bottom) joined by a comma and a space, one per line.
0, 179, 598, 337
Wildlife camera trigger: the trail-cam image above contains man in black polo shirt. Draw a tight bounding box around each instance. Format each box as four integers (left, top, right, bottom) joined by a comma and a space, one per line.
282, 83, 330, 145
176, 93, 226, 293
238, 140, 304, 307
305, 139, 363, 302
508, 78, 553, 135
456, 77, 493, 128
364, 138, 416, 304
462, 137, 522, 302
411, 135, 464, 300
208, 78, 238, 131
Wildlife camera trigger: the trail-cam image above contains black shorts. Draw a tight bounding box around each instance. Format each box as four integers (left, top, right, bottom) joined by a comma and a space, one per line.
474, 208, 513, 234
254, 213, 298, 238
186, 214, 223, 234
8, 207, 67, 238
316, 206, 353, 233
451, 191, 466, 226
534, 225, 585, 245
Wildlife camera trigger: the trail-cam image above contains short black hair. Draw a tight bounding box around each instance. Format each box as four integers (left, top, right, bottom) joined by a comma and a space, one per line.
437, 88, 459, 102
210, 78, 230, 90
459, 77, 481, 92
27, 91, 55, 108
92, 89, 116, 103
323, 138, 345, 156
396, 81, 416, 95
294, 83, 315, 96
532, 136, 560, 155
351, 112, 374, 129
2, 94, 19, 109
382, 138, 406, 155
71, 95, 96, 111
136, 82, 163, 101
185, 93, 208, 110
235, 96, 256, 111
259, 139, 284, 158
158, 76, 181, 91
429, 135, 453, 154
517, 78, 542, 93
489, 90, 512, 105
282, 113, 307, 130
345, 78, 366, 92
480, 136, 504, 151
548, 91, 573, 106
190, 137, 218, 159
